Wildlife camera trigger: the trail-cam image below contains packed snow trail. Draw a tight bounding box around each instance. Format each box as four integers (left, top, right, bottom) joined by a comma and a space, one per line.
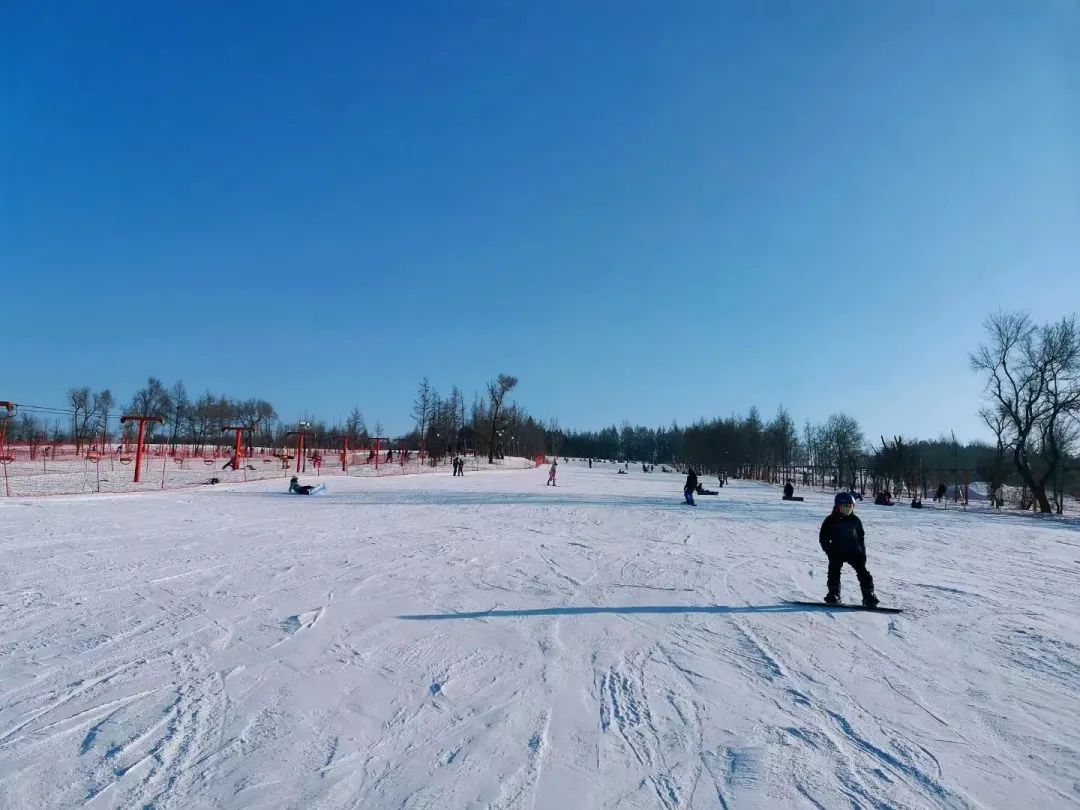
1, 463, 1078, 808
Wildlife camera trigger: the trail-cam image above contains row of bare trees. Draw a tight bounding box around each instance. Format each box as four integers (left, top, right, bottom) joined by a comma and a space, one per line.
1, 379, 279, 457
408, 374, 552, 463
9, 310, 1077, 512
66, 388, 115, 452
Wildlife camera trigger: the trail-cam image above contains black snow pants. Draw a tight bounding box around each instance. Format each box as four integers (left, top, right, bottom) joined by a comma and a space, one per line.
827, 551, 874, 597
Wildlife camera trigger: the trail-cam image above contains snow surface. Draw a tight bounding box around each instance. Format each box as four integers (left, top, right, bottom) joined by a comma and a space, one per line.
1, 462, 1078, 809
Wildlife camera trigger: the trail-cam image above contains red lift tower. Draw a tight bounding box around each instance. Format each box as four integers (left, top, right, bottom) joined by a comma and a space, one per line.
286, 429, 314, 474
369, 437, 387, 471
0, 402, 15, 497
222, 426, 252, 470
120, 414, 163, 483
0, 401, 14, 452
333, 435, 358, 472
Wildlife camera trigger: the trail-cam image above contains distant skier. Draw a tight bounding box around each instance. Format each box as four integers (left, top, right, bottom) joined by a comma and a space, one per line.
683, 468, 698, 505
289, 476, 317, 495
547, 460, 557, 486
819, 492, 878, 607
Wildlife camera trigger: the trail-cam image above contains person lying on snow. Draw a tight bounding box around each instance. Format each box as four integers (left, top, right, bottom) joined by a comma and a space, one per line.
819, 492, 879, 607
695, 483, 718, 495
289, 476, 317, 495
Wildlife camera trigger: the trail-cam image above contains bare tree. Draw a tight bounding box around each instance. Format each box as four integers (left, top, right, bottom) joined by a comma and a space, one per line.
128, 377, 173, 441
766, 406, 799, 478
13, 412, 43, 458
1043, 416, 1078, 514
446, 386, 463, 454
821, 413, 864, 490
91, 389, 115, 449
485, 374, 518, 463
234, 398, 277, 451
169, 381, 189, 449
68, 387, 92, 452
413, 377, 433, 448
345, 407, 366, 438
971, 311, 1080, 512
978, 406, 1010, 500
186, 392, 216, 454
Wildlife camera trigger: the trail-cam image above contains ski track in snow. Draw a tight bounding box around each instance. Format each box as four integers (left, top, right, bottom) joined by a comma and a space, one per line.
1, 464, 1078, 808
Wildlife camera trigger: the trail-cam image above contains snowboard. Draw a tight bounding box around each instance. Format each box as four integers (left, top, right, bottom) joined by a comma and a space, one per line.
786, 600, 902, 614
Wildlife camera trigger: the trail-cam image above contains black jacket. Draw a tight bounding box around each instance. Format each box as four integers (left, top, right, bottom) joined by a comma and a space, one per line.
685, 471, 698, 491
819, 511, 865, 557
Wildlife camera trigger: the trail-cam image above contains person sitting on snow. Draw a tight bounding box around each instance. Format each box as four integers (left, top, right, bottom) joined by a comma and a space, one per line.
289, 476, 317, 495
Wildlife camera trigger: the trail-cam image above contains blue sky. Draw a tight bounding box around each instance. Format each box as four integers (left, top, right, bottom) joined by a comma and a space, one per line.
3, 2, 1078, 441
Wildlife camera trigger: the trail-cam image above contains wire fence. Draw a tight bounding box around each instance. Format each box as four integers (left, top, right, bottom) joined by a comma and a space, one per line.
0, 444, 539, 498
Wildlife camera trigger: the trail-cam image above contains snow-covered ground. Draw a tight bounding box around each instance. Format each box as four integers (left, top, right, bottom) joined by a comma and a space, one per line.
1, 462, 1078, 809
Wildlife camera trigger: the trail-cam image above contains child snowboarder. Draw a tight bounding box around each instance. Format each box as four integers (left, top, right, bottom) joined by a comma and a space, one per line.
819, 492, 878, 606
547, 460, 557, 486
289, 476, 317, 495
683, 468, 698, 505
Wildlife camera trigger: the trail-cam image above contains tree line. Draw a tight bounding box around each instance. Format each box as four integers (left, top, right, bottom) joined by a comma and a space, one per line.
5, 310, 1077, 512
555, 311, 1079, 514
4, 372, 555, 466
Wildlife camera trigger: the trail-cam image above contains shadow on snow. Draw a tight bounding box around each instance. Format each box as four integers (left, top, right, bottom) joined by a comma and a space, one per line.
399, 603, 828, 621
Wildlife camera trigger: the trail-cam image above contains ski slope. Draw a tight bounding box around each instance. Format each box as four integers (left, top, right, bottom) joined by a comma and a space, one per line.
1, 462, 1078, 808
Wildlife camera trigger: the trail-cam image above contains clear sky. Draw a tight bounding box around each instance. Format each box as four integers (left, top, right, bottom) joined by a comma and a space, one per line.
3, 1, 1078, 441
